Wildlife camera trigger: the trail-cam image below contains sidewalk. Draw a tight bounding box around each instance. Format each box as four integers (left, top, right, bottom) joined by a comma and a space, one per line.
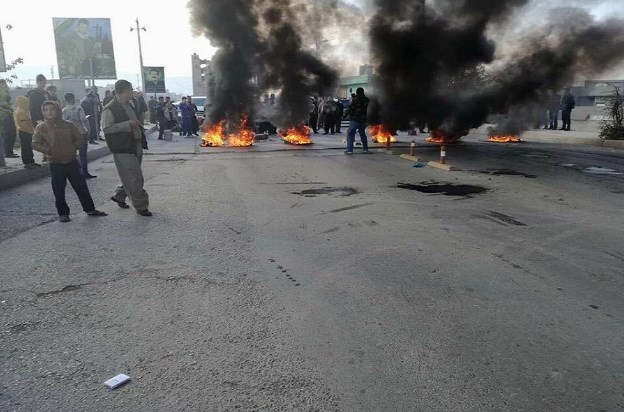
0, 124, 157, 192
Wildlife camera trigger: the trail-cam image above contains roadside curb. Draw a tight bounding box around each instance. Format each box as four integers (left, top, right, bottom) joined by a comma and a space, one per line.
0, 124, 157, 192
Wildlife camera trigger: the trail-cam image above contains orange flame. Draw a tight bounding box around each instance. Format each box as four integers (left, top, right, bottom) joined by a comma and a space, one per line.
488, 135, 523, 143
282, 125, 312, 145
425, 130, 456, 144
227, 115, 254, 147
201, 121, 225, 147
369, 124, 397, 143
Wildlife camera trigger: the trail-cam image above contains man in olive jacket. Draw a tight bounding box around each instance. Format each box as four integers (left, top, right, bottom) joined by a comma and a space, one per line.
101, 80, 151, 216
32, 101, 107, 222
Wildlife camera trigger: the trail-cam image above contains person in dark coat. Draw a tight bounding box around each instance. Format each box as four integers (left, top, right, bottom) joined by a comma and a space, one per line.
548, 91, 561, 130
560, 87, 576, 131
334, 98, 344, 134
27, 74, 51, 127
2, 81, 18, 158
155, 97, 167, 140
323, 98, 336, 135
345, 87, 370, 154
308, 97, 319, 134
188, 96, 200, 136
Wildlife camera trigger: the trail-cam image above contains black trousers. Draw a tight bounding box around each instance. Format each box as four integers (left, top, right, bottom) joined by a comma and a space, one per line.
19, 131, 35, 164
3, 118, 17, 156
561, 109, 572, 130
308, 114, 318, 133
549, 110, 558, 129
50, 160, 95, 216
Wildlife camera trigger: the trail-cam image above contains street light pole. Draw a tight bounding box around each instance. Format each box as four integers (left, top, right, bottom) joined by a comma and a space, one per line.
130, 18, 146, 91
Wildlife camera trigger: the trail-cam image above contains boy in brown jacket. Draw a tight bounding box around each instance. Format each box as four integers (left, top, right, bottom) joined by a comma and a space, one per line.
32, 101, 107, 222
14, 95, 40, 168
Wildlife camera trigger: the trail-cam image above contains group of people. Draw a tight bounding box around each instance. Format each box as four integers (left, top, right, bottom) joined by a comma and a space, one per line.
3, 75, 152, 222
308, 96, 346, 135
151, 96, 200, 139
538, 87, 577, 131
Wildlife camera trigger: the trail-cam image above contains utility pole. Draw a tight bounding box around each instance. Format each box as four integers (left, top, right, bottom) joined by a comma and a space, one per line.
130, 18, 147, 91
0, 24, 6, 72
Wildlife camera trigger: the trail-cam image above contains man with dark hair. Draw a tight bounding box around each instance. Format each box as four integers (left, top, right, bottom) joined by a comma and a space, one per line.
179, 96, 192, 137
63, 92, 95, 178
27, 74, 50, 127
101, 80, 151, 216
187, 96, 200, 136
560, 87, 576, 131
81, 88, 100, 145
155, 96, 167, 140
345, 87, 370, 155
32, 101, 107, 222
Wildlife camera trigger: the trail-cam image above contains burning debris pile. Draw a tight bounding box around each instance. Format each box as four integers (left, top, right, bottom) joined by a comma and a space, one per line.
281, 125, 313, 145
368, 0, 624, 140
200, 116, 255, 148
369, 124, 397, 143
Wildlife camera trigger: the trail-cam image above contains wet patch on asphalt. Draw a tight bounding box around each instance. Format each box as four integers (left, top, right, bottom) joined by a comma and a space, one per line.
292, 187, 359, 197
397, 182, 487, 197
477, 169, 537, 178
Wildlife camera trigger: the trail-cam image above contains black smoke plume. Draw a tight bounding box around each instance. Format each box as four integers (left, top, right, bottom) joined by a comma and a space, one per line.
369, 1, 624, 138
189, 0, 338, 130
258, 1, 339, 128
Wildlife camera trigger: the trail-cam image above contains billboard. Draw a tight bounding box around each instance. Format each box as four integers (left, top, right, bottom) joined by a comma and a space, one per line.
53, 18, 117, 79
143, 66, 166, 93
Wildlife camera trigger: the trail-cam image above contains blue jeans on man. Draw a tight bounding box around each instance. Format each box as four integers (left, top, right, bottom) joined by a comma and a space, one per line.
346, 121, 368, 153
182, 116, 192, 136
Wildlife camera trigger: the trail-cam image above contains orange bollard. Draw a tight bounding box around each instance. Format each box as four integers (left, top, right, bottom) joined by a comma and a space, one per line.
409, 141, 416, 157
440, 145, 447, 164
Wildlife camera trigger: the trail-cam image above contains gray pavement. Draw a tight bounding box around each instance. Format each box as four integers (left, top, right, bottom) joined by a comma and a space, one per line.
1, 128, 623, 411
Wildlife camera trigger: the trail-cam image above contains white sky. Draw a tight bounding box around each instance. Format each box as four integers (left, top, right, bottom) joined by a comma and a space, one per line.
2, 0, 216, 91
2, 0, 623, 93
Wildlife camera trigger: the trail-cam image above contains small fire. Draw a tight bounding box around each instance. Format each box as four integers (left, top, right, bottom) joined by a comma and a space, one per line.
282, 125, 312, 145
425, 130, 457, 144
369, 124, 397, 143
488, 135, 523, 143
227, 115, 254, 147
200, 121, 225, 147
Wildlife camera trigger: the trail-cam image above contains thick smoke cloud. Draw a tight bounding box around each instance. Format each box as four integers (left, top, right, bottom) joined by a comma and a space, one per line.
369, 0, 624, 137
189, 1, 261, 126
258, 1, 339, 127
189, 0, 338, 130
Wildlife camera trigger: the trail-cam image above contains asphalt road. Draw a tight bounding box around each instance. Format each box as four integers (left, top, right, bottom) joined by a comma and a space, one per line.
1, 131, 623, 411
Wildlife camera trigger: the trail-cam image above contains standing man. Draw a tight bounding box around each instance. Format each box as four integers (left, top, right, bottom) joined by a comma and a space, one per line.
179, 97, 192, 137
27, 75, 51, 128
62, 93, 95, 178
345, 87, 370, 155
32, 101, 107, 222
101, 80, 151, 216
548, 91, 561, 130
2, 83, 18, 159
334, 98, 344, 134
14, 96, 40, 168
148, 96, 158, 125
81, 88, 99, 145
155, 96, 167, 140
308, 97, 319, 134
187, 96, 200, 136
560, 87, 576, 131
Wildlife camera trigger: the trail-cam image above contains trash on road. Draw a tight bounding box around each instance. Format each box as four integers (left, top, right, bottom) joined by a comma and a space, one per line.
104, 374, 131, 389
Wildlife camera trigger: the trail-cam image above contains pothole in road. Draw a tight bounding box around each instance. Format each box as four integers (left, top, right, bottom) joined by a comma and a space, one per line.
477, 169, 537, 178
397, 182, 487, 197
292, 187, 359, 197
